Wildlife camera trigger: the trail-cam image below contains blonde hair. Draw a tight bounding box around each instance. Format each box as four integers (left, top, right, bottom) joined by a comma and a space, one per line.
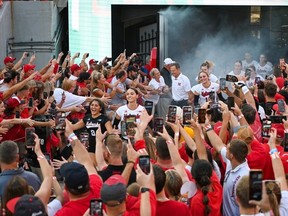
91, 71, 104, 90
62, 78, 76, 91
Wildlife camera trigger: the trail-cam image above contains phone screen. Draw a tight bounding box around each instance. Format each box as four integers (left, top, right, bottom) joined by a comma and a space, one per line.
79, 132, 89, 149
154, 117, 164, 134
28, 97, 34, 108
220, 78, 226, 90
167, 106, 177, 123
125, 115, 136, 136
262, 120, 271, 138
90, 199, 103, 216
183, 106, 192, 125
249, 170, 263, 201
277, 99, 286, 113
49, 91, 54, 98
15, 111, 20, 118
226, 74, 238, 82
25, 127, 35, 147
139, 155, 150, 174
270, 115, 287, 123
227, 97, 234, 111
144, 101, 153, 116
55, 112, 66, 130
255, 77, 261, 85
198, 109, 206, 124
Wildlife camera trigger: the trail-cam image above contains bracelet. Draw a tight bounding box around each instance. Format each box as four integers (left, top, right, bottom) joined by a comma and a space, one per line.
269, 148, 278, 155
127, 160, 135, 165
166, 140, 173, 145
206, 127, 214, 132
270, 152, 280, 160
175, 132, 180, 137
52, 176, 57, 180
68, 133, 78, 143
108, 105, 111, 109
204, 124, 212, 131
238, 114, 244, 120
241, 86, 249, 95
37, 155, 44, 161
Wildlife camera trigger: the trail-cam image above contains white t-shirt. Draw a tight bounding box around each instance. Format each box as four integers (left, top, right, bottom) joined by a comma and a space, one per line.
242, 60, 258, 71
147, 76, 166, 104
191, 82, 219, 106
228, 70, 245, 77
54, 88, 86, 108
255, 63, 273, 78
116, 104, 145, 122
48, 198, 62, 216
108, 76, 132, 106
245, 75, 264, 88
171, 73, 191, 101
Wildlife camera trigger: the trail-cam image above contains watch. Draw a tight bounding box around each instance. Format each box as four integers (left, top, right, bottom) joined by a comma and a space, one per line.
140, 187, 150, 193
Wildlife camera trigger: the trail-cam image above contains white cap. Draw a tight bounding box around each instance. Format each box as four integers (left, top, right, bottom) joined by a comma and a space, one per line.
164, 58, 175, 65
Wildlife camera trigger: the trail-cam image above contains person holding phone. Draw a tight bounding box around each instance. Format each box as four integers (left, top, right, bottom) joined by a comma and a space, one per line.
113, 88, 145, 131
190, 71, 220, 106
70, 98, 112, 165
245, 65, 264, 88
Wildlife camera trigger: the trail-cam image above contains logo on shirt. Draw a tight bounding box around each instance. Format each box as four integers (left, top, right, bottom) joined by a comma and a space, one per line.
86, 121, 100, 128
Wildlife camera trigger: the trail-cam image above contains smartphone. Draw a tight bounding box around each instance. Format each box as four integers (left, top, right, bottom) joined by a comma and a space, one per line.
220, 78, 226, 90
154, 117, 164, 134
245, 68, 251, 79
183, 106, 192, 125
76, 52, 80, 58
43, 92, 48, 99
227, 97, 234, 111
28, 97, 34, 108
226, 74, 238, 82
15, 111, 20, 118
249, 169, 263, 201
25, 127, 35, 147
57, 66, 62, 74
278, 99, 286, 113
198, 109, 206, 124
87, 53, 89, 58
55, 112, 66, 130
167, 105, 177, 123
255, 77, 261, 85
144, 101, 153, 116
90, 199, 103, 216
49, 91, 54, 98
139, 155, 150, 174
125, 115, 136, 136
26, 52, 30, 57
270, 115, 287, 123
53, 54, 55, 59
284, 133, 288, 152
79, 132, 89, 149
262, 120, 271, 138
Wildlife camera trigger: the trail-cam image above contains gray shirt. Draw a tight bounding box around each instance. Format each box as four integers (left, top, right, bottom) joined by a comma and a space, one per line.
0, 167, 41, 196
221, 147, 250, 216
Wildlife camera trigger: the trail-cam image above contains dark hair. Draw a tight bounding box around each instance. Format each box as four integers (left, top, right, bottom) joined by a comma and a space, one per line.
77, 72, 90, 83
116, 70, 126, 79
155, 136, 171, 160
127, 87, 139, 95
89, 98, 106, 114
165, 170, 183, 201
191, 160, 212, 216
170, 62, 180, 69
153, 164, 166, 194
194, 148, 215, 169
3, 70, 18, 83
200, 62, 210, 69
0, 141, 19, 164
264, 82, 277, 98
229, 139, 248, 163
241, 104, 256, 125
273, 66, 283, 78
278, 90, 288, 104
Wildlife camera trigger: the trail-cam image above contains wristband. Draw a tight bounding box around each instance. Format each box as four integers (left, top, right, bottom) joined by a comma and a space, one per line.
52, 176, 57, 180
37, 155, 44, 161
127, 160, 135, 165
166, 140, 174, 145
237, 114, 244, 120
270, 152, 280, 160
175, 132, 180, 137
204, 124, 212, 131
68, 133, 78, 143
269, 148, 278, 155
206, 128, 214, 132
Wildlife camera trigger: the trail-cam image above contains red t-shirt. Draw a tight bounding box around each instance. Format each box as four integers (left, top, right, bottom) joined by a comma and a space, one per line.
250, 112, 262, 142
55, 174, 103, 216
190, 171, 222, 216
1, 114, 25, 142
156, 199, 191, 216
249, 140, 274, 180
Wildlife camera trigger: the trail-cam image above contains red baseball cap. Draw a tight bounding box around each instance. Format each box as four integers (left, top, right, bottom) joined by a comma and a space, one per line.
6, 97, 21, 109
70, 64, 81, 73
89, 59, 98, 65
23, 64, 36, 73
4, 56, 16, 64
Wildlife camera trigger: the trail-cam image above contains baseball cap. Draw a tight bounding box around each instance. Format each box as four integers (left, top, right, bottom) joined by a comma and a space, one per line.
6, 97, 21, 109
23, 64, 36, 73
60, 162, 89, 192
89, 59, 98, 65
70, 64, 81, 73
4, 56, 16, 64
100, 174, 127, 206
237, 126, 254, 144
8, 194, 46, 215
163, 58, 175, 65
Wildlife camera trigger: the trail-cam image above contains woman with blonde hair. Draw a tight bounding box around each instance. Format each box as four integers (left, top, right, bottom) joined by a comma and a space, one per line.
165, 169, 183, 201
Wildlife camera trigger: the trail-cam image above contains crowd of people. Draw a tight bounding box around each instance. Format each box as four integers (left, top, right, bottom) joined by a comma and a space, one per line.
0, 49, 287, 216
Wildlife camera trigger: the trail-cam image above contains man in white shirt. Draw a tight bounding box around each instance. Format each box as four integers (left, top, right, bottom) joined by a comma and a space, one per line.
170, 62, 192, 108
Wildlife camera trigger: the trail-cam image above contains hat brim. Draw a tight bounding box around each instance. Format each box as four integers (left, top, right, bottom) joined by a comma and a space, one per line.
6, 197, 20, 213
